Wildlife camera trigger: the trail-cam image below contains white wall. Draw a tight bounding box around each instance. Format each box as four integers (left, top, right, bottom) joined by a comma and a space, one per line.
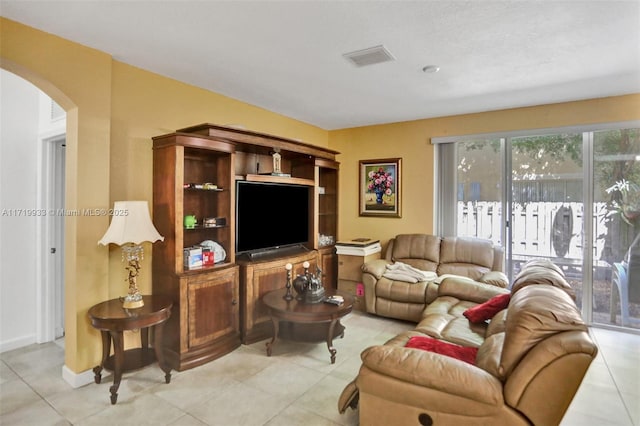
0, 69, 41, 351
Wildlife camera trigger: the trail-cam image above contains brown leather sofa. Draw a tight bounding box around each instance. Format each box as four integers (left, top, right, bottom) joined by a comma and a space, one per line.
339, 260, 598, 426
361, 234, 508, 322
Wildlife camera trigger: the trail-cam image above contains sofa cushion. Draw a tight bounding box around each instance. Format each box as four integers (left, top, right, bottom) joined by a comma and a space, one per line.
499, 285, 587, 379
391, 234, 441, 272
375, 298, 428, 323
485, 309, 508, 337
511, 265, 575, 300
437, 263, 491, 281
479, 271, 509, 288
405, 336, 478, 365
438, 276, 510, 303
438, 237, 495, 280
475, 332, 504, 378
517, 258, 565, 276
463, 293, 511, 323
382, 262, 438, 283
375, 278, 431, 303
416, 296, 487, 347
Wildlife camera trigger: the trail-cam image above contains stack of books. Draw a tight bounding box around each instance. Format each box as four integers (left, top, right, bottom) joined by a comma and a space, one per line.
335, 238, 381, 256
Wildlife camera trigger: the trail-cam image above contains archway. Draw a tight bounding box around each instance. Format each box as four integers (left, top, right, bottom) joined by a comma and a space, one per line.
1, 69, 67, 347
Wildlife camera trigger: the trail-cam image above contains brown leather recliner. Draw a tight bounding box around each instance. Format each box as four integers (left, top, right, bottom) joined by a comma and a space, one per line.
361, 234, 507, 322
339, 279, 598, 425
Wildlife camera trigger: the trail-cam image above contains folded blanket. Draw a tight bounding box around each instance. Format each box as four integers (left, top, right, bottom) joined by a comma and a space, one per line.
382, 262, 437, 283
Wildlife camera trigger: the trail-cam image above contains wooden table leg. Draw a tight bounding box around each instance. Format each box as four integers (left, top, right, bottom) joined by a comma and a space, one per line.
141, 326, 149, 349
153, 322, 171, 384
93, 330, 111, 384
327, 319, 338, 364
109, 330, 124, 405
266, 316, 279, 356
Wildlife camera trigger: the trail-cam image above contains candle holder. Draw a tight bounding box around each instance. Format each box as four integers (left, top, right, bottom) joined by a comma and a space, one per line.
284, 263, 294, 301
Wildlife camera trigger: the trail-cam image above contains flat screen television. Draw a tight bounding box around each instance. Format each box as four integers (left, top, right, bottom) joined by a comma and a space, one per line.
235, 180, 310, 254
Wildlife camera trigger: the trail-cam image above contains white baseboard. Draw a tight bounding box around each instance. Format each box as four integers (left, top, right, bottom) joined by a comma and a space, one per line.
0, 335, 36, 353
62, 365, 111, 388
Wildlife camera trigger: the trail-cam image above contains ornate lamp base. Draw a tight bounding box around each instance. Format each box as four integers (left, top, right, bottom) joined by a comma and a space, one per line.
122, 294, 144, 309
121, 244, 145, 309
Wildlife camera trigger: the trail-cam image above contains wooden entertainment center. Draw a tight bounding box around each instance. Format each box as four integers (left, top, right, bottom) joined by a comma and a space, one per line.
151, 124, 339, 371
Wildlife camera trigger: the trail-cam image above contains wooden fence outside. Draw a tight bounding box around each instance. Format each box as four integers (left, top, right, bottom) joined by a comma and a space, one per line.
457, 201, 611, 261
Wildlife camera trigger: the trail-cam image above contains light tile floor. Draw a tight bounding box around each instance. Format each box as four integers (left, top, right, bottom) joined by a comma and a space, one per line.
1, 311, 639, 425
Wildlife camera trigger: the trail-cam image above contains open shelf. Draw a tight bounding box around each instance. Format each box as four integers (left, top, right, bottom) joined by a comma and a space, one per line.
244, 173, 315, 187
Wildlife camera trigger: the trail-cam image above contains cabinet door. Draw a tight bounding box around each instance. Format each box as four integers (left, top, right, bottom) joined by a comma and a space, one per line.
241, 253, 318, 343
187, 268, 239, 348
319, 248, 337, 289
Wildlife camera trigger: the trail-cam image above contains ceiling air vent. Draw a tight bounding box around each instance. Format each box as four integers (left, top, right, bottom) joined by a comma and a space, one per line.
343, 45, 395, 67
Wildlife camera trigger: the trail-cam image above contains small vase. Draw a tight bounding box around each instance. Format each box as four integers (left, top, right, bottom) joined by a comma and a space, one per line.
375, 190, 384, 204
292, 274, 308, 300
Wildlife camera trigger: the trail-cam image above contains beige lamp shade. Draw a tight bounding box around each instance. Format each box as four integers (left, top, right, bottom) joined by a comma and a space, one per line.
98, 201, 164, 246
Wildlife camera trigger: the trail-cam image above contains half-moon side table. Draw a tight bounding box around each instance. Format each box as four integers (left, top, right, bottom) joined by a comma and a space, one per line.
88, 294, 173, 404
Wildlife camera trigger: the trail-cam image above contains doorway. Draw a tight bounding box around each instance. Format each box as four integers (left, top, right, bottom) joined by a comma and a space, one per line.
36, 102, 67, 343
49, 137, 66, 339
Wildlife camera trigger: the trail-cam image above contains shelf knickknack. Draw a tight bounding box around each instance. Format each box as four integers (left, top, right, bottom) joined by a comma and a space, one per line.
290, 261, 325, 303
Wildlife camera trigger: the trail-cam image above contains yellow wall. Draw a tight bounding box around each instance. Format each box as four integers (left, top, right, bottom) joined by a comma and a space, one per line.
3, 16, 639, 376
330, 95, 640, 250
1, 18, 327, 374
1, 17, 113, 374
109, 61, 327, 299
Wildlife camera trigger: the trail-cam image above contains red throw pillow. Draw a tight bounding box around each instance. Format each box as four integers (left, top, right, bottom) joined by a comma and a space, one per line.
463, 293, 511, 323
405, 336, 478, 365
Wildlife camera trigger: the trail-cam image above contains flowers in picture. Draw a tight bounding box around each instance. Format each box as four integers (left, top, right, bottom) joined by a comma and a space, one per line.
368, 167, 394, 194
360, 158, 401, 217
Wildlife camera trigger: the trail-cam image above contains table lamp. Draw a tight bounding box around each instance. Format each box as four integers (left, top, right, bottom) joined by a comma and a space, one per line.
98, 201, 164, 309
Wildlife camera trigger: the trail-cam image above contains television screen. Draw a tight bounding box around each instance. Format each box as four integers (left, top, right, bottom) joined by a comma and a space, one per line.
236, 181, 310, 254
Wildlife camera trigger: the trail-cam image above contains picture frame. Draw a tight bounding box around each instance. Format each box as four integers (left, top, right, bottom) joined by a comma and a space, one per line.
359, 158, 402, 217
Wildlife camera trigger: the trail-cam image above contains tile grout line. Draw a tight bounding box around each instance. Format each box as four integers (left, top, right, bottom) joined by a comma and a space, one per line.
1, 358, 70, 422
590, 329, 636, 426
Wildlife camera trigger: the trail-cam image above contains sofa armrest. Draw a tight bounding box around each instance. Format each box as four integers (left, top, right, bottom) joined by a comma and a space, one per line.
439, 276, 510, 304
479, 271, 509, 288
360, 345, 503, 405
361, 259, 391, 280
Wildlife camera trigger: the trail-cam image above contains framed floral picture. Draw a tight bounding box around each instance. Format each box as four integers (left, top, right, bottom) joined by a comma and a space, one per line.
359, 158, 402, 217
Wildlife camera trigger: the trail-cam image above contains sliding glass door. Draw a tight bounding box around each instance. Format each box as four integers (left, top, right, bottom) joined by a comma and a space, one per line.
592, 129, 640, 328
440, 125, 640, 331
453, 138, 503, 243
509, 133, 585, 311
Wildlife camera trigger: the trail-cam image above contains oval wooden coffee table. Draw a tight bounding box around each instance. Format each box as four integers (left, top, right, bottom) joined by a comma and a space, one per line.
262, 288, 354, 364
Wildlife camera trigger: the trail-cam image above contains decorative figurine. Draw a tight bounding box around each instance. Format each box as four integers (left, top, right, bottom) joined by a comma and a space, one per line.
291, 261, 325, 304
272, 150, 282, 174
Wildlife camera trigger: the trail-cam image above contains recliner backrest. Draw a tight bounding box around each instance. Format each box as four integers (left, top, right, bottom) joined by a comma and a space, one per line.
504, 330, 597, 425
511, 258, 576, 300
389, 234, 441, 272
499, 285, 596, 425
437, 236, 499, 280
499, 285, 587, 378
